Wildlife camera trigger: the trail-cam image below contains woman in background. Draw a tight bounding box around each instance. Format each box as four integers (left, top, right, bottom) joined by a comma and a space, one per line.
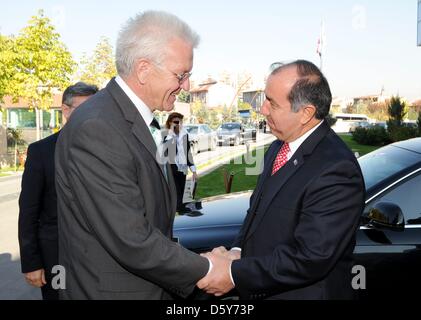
164, 112, 198, 213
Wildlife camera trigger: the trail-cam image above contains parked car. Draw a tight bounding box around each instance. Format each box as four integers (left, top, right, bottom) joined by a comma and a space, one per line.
371, 121, 388, 130
243, 124, 257, 142
217, 122, 255, 146
174, 137, 421, 299
349, 120, 371, 132
184, 124, 217, 154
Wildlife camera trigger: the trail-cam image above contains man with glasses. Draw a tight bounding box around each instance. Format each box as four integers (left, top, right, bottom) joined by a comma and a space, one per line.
55, 11, 211, 299
18, 82, 98, 300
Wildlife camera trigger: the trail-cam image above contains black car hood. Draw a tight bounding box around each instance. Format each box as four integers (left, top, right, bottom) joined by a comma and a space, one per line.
174, 191, 251, 230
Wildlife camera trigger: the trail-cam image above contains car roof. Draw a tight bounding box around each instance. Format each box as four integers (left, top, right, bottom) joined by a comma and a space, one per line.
390, 138, 421, 154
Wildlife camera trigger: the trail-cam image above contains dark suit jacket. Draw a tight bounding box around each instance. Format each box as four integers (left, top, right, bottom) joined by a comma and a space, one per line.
231, 121, 365, 300
55, 78, 208, 300
18, 132, 59, 273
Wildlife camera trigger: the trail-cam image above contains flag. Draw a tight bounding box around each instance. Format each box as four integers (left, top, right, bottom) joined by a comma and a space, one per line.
316, 20, 326, 57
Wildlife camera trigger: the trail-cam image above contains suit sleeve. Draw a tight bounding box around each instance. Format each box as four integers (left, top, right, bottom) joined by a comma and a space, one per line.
231, 160, 364, 297
18, 144, 44, 273
66, 119, 208, 297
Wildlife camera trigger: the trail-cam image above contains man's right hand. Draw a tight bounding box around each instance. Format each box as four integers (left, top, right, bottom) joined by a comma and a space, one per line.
24, 269, 46, 288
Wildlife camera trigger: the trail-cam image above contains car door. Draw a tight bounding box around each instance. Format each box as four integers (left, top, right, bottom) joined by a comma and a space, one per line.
197, 126, 208, 152
354, 170, 421, 299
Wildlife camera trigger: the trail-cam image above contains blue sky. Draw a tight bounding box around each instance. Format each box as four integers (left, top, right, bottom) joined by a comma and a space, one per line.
1, 0, 420, 100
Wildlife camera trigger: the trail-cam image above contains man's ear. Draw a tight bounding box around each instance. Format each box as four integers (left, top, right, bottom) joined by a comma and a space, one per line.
135, 59, 152, 84
61, 104, 69, 119
300, 104, 317, 124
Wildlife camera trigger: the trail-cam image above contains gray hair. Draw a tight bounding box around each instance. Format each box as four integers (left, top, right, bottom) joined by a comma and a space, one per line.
269, 60, 332, 120
62, 82, 98, 107
116, 10, 200, 77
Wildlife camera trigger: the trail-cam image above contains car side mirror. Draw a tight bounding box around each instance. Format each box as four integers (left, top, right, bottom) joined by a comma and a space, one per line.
366, 202, 405, 232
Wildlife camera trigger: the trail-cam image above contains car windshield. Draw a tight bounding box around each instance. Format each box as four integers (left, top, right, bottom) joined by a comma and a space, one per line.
358, 145, 421, 190
185, 126, 198, 135
221, 123, 240, 130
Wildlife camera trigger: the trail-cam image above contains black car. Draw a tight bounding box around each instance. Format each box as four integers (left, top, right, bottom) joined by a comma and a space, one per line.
174, 138, 421, 299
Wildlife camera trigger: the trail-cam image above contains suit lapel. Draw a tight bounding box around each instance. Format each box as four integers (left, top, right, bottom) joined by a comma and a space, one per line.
244, 121, 331, 242
105, 79, 175, 214
106, 79, 169, 179
249, 141, 280, 214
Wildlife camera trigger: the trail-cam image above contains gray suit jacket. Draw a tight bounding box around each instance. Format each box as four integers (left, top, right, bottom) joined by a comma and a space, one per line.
55, 78, 208, 300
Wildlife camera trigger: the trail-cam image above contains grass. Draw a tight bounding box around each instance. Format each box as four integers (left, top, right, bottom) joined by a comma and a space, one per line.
338, 134, 379, 156
196, 134, 381, 199
195, 146, 267, 199
0, 166, 24, 177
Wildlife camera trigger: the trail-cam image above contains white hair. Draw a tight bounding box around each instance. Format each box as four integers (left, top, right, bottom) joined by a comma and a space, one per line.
116, 10, 200, 77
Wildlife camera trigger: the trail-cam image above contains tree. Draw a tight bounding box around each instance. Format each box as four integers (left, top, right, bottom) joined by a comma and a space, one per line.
13, 10, 75, 108
191, 101, 209, 124
79, 37, 117, 88
367, 101, 389, 121
345, 102, 356, 114
4, 10, 75, 140
177, 90, 191, 103
387, 96, 407, 128
0, 34, 19, 102
237, 100, 252, 111
6, 128, 25, 170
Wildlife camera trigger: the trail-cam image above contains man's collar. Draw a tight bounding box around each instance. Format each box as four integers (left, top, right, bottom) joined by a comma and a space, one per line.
115, 75, 154, 126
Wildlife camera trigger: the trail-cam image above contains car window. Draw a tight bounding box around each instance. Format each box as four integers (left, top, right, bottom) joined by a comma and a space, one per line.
185, 126, 198, 135
365, 172, 421, 225
203, 126, 211, 133
358, 145, 421, 190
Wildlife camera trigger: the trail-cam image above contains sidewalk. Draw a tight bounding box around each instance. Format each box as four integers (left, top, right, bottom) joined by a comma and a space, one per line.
194, 133, 276, 177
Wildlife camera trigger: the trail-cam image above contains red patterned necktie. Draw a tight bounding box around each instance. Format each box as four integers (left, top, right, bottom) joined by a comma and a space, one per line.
272, 142, 290, 175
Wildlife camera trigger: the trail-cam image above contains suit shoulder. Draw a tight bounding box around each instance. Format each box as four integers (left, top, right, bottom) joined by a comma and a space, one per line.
28, 132, 59, 151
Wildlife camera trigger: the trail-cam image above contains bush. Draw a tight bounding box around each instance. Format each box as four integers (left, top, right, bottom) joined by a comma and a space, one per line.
352, 127, 390, 146
388, 126, 418, 142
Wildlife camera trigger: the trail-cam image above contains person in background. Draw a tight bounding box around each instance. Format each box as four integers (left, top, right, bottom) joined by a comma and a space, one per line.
164, 112, 198, 213
18, 82, 98, 300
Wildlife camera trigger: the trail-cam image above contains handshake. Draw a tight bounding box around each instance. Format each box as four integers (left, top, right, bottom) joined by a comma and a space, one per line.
196, 246, 241, 297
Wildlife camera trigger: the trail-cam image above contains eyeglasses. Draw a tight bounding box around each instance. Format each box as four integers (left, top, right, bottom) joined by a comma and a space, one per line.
153, 62, 192, 84
172, 120, 180, 125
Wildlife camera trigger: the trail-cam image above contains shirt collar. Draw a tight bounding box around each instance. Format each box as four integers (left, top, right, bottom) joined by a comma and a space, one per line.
115, 75, 154, 127
288, 120, 324, 159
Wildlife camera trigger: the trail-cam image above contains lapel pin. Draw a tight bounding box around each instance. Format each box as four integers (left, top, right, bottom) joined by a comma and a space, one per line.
293, 159, 298, 166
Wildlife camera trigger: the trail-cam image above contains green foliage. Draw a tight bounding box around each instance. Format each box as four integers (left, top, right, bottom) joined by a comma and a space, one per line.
191, 101, 209, 124
0, 35, 19, 102
351, 127, 390, 146
237, 101, 252, 111
388, 126, 418, 143
177, 90, 191, 103
79, 37, 117, 88
209, 110, 220, 129
387, 96, 407, 128
3, 10, 75, 109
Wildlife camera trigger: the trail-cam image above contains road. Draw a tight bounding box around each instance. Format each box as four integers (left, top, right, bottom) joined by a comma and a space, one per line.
0, 131, 275, 300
